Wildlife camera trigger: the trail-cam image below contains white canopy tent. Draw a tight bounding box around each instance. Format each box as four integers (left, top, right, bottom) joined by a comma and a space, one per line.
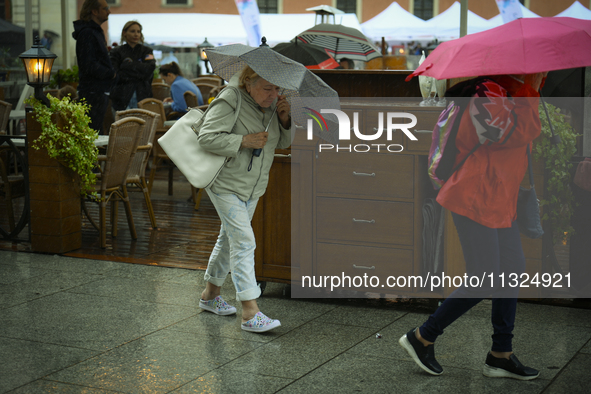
108, 13, 363, 48
556, 1, 591, 19
423, 1, 494, 40
361, 2, 434, 44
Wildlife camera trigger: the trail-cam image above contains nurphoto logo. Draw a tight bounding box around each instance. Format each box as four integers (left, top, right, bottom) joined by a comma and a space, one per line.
306, 109, 418, 153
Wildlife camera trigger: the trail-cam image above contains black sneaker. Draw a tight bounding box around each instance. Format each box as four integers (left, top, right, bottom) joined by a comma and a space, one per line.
399, 328, 443, 375
483, 352, 540, 380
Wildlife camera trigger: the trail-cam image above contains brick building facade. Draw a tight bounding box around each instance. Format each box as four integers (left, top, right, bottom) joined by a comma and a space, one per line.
84, 0, 589, 23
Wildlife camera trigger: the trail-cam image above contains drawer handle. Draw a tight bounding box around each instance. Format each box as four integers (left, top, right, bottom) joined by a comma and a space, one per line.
352, 218, 375, 224
353, 171, 375, 177
353, 264, 376, 270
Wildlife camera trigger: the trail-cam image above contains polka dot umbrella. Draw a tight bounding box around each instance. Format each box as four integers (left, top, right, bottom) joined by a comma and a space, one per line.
205, 39, 340, 143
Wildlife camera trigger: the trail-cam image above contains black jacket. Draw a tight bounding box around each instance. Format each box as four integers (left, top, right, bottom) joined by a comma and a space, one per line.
109, 43, 156, 110
72, 20, 116, 94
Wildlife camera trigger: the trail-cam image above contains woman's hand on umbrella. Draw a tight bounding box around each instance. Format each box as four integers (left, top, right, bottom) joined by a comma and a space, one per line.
241, 132, 268, 149
277, 95, 291, 129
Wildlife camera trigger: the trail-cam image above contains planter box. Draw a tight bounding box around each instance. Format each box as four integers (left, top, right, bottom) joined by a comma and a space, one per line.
27, 112, 81, 253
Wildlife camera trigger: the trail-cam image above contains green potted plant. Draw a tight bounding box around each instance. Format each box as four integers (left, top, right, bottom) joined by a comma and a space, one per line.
533, 102, 580, 245
49, 65, 79, 89
26, 94, 98, 197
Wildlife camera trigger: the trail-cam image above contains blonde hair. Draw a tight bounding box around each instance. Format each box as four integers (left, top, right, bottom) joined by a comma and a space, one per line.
238, 66, 261, 90
121, 21, 144, 44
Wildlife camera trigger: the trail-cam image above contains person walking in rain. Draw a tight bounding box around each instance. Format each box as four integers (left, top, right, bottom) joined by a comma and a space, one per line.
196, 66, 291, 332
399, 72, 547, 380
72, 0, 116, 135
109, 21, 156, 112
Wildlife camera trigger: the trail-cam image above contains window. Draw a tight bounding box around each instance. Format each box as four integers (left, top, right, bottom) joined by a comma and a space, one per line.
257, 0, 278, 14
336, 0, 356, 14
414, 0, 433, 20
105, 0, 120, 5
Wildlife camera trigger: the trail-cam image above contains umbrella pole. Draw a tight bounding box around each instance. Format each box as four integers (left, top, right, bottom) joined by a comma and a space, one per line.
252, 89, 284, 159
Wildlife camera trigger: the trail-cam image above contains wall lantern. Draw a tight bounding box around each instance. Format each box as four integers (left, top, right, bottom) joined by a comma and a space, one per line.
19, 36, 57, 106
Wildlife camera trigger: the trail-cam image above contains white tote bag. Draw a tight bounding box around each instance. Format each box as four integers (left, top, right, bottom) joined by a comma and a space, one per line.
158, 87, 242, 189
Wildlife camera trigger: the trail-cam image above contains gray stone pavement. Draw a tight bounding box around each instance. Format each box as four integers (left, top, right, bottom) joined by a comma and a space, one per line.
1, 249, 590, 393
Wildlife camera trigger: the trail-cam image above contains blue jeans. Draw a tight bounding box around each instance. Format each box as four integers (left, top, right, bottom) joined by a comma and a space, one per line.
420, 212, 526, 352
204, 190, 261, 301
127, 91, 138, 109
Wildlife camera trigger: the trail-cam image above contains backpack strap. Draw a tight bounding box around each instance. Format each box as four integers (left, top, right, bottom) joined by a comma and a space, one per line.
446, 77, 514, 179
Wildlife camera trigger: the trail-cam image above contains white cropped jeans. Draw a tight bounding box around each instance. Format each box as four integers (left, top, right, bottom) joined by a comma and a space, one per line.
204, 190, 261, 301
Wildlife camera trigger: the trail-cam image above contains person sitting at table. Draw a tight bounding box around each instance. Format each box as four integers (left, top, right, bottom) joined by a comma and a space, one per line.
158, 62, 203, 119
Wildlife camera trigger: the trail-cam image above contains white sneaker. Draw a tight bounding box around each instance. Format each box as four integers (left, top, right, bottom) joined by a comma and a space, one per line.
241, 312, 281, 333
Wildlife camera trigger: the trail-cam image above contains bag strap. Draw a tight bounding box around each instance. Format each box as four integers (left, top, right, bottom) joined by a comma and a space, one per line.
193, 85, 242, 132
217, 85, 242, 128
448, 81, 517, 179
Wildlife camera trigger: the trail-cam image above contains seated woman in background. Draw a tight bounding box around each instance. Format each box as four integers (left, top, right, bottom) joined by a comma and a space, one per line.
159, 62, 204, 118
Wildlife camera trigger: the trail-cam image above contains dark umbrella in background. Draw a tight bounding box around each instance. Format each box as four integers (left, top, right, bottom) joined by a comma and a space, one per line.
294, 23, 382, 62
273, 41, 340, 69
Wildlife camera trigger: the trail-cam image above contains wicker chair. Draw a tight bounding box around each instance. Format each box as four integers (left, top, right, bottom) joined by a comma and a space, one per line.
114, 109, 160, 229
0, 99, 12, 133
137, 98, 176, 196
81, 117, 144, 248
183, 90, 198, 108
191, 76, 223, 86
0, 99, 23, 231
194, 82, 218, 102
0, 153, 25, 232
151, 82, 171, 102
208, 85, 226, 101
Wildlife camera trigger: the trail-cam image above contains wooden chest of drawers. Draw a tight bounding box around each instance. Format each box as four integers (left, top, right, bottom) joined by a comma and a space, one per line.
256, 99, 544, 299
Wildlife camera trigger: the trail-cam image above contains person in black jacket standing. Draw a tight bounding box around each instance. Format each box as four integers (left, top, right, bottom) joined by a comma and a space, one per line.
109, 21, 155, 111
72, 0, 116, 135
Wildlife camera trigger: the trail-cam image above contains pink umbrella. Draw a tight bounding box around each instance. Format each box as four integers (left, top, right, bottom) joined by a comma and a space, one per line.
407, 17, 591, 81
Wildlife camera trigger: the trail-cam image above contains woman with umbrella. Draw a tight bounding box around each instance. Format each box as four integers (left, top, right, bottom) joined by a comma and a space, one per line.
196, 65, 291, 332
398, 16, 591, 380
399, 72, 547, 380
109, 20, 156, 111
